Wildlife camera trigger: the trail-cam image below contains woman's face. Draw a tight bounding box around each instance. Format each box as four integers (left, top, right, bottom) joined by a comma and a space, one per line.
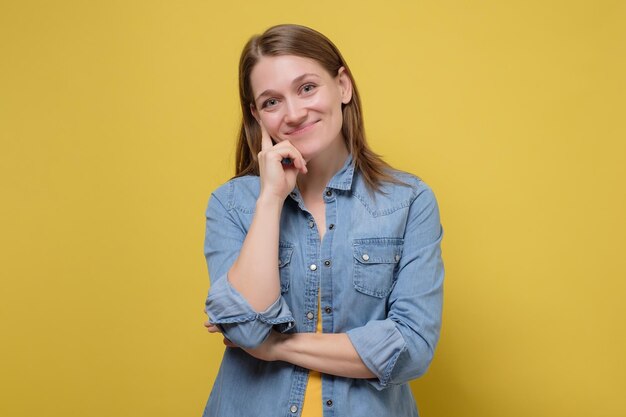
249, 55, 352, 162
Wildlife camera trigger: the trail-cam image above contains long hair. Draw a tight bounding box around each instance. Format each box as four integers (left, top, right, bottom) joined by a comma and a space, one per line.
235, 24, 400, 192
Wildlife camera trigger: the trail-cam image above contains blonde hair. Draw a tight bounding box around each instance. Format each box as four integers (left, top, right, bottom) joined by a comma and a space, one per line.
235, 24, 400, 192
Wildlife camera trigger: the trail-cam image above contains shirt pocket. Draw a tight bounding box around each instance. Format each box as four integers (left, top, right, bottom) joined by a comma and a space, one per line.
352, 238, 404, 298
278, 242, 295, 294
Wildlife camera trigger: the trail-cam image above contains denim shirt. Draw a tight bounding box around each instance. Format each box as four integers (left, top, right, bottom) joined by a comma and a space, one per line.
202, 155, 444, 417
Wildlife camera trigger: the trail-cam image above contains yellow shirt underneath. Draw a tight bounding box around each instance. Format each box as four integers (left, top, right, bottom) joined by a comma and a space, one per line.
300, 298, 323, 417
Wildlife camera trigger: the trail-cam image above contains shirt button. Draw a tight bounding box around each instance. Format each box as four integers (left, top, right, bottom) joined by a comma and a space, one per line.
362, 254, 370, 261
308, 220, 315, 228
324, 306, 332, 314
306, 311, 314, 320
326, 399, 333, 407
324, 260, 331, 267
325, 190, 332, 197
290, 405, 298, 413
395, 254, 401, 262
328, 224, 335, 230
290, 192, 297, 198
309, 264, 317, 271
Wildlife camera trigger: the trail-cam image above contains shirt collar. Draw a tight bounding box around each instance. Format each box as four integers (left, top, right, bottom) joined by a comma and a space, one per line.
326, 153, 355, 191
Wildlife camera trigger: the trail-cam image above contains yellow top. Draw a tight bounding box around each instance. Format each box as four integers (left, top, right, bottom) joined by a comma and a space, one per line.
300, 297, 323, 416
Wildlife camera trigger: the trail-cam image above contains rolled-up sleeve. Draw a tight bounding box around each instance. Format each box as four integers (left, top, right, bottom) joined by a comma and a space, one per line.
347, 183, 444, 390
203, 186, 295, 349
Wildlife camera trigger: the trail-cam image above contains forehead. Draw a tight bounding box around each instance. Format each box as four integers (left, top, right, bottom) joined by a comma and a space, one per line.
250, 55, 330, 94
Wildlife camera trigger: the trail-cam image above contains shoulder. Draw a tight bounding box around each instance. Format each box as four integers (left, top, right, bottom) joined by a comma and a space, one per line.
208, 175, 260, 214
351, 168, 438, 217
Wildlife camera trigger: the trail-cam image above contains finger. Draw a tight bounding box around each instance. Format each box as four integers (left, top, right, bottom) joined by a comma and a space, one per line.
204, 321, 220, 332
259, 120, 273, 151
286, 152, 307, 174
271, 141, 307, 173
223, 338, 237, 348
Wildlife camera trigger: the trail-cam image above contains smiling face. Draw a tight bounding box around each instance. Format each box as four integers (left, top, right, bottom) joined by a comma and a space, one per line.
249, 55, 352, 162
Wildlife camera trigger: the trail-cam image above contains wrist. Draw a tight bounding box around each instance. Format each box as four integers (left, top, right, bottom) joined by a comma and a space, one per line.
256, 192, 286, 210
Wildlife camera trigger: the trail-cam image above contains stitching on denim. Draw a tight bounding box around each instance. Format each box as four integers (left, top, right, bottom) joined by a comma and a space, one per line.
259, 314, 296, 325
351, 239, 404, 298
226, 176, 259, 214
210, 313, 258, 324
350, 170, 423, 217
379, 341, 408, 387
327, 165, 355, 190
352, 189, 414, 217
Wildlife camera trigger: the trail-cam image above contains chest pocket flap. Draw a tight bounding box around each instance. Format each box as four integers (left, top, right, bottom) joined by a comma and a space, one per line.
352, 238, 404, 298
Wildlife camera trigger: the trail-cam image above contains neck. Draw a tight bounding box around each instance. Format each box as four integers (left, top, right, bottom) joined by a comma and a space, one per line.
297, 138, 349, 197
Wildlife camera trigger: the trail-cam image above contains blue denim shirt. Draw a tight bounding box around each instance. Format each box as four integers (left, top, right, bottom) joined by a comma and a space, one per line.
202, 155, 444, 417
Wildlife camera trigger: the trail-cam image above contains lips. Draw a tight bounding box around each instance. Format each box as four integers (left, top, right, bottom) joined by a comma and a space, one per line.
285, 120, 320, 136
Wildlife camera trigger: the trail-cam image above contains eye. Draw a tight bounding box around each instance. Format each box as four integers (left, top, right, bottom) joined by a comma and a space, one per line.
262, 98, 279, 109
301, 83, 317, 94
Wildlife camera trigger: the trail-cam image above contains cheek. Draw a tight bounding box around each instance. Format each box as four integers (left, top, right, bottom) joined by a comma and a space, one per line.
306, 93, 329, 111
260, 114, 282, 136
308, 92, 342, 116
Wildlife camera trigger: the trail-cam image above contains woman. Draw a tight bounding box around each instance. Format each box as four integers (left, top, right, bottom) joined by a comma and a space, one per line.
202, 24, 444, 417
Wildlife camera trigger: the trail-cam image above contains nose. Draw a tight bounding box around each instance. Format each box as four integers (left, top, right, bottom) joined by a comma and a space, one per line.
283, 99, 307, 125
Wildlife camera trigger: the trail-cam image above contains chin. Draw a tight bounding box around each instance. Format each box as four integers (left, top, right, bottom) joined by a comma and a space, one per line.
294, 142, 322, 162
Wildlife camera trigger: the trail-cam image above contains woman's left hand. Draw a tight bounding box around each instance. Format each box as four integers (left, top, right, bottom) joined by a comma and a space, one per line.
204, 320, 284, 362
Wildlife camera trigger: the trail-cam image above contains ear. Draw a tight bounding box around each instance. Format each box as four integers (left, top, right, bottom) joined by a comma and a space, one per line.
336, 67, 353, 105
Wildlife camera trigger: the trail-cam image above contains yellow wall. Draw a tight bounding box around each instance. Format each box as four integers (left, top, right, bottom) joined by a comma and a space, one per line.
1, 1, 625, 416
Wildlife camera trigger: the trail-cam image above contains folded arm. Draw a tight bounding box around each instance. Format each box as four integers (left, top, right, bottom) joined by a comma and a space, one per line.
207, 183, 444, 388
204, 188, 295, 349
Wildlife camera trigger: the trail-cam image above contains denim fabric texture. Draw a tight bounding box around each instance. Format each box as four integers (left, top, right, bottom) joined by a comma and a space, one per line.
202, 155, 444, 417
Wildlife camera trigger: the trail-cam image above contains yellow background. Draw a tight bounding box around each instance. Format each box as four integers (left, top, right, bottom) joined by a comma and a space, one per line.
1, 1, 625, 416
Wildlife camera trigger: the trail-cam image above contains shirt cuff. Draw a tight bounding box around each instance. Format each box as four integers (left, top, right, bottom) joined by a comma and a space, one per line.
205, 273, 296, 349
347, 319, 407, 390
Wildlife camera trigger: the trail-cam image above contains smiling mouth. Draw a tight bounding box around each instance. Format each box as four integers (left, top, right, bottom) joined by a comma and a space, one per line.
286, 120, 320, 136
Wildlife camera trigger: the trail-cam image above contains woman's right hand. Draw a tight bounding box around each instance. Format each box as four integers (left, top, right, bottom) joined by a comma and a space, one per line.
257, 121, 307, 202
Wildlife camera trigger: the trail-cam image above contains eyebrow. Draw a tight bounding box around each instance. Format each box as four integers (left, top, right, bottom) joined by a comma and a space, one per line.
254, 73, 321, 103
